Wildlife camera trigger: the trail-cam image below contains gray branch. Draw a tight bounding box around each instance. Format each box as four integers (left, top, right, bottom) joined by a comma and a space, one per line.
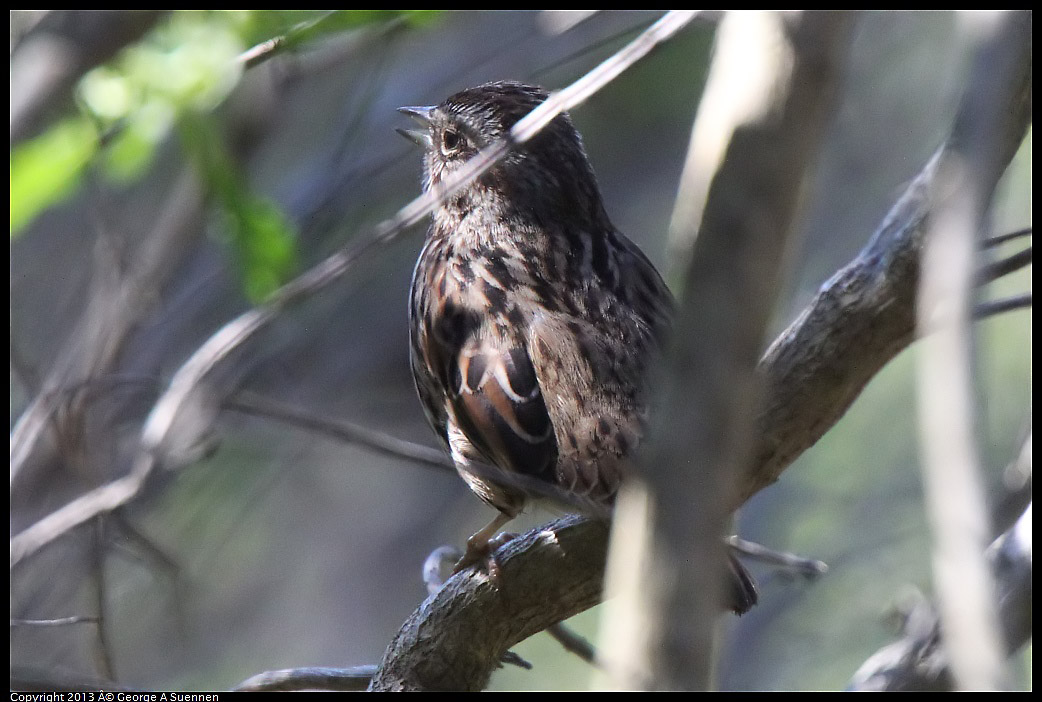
370, 515, 609, 691
233, 665, 378, 692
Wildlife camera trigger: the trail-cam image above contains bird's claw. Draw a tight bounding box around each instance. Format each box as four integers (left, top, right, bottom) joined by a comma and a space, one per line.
452, 531, 519, 585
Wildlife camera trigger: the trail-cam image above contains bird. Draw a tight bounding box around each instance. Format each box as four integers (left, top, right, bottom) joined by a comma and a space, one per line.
400, 80, 757, 614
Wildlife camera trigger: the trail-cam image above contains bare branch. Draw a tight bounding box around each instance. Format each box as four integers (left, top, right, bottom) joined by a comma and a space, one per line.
236, 10, 341, 69
981, 226, 1031, 249
420, 543, 599, 667
975, 293, 1031, 319
741, 12, 1031, 505
10, 168, 205, 488
10, 466, 150, 568
976, 246, 1031, 285
223, 392, 453, 471
546, 623, 598, 665
233, 665, 378, 692
728, 536, 829, 580
10, 616, 99, 627
369, 515, 608, 691
90, 519, 116, 682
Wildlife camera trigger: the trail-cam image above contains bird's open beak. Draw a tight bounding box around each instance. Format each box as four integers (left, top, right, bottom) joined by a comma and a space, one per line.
396, 105, 436, 149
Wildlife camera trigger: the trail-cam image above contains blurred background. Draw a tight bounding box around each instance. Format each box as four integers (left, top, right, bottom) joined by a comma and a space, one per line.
10, 10, 1031, 691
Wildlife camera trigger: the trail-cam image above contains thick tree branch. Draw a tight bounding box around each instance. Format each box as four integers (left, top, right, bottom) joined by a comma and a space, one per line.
369, 515, 609, 691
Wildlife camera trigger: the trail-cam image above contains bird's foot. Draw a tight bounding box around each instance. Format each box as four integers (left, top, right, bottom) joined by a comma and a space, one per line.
452, 531, 519, 584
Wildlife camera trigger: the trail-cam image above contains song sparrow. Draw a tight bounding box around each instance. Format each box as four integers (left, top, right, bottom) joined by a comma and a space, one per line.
401, 81, 756, 614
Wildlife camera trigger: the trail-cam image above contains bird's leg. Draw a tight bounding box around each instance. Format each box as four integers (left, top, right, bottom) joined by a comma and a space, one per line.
453, 511, 517, 577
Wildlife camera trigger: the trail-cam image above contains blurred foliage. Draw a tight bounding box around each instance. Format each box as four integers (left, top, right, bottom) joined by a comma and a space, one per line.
233, 9, 438, 53
10, 9, 434, 298
178, 112, 298, 301
11, 11, 243, 237
10, 117, 97, 234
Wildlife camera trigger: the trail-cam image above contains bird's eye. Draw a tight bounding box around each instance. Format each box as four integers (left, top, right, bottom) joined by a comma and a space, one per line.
441, 128, 463, 155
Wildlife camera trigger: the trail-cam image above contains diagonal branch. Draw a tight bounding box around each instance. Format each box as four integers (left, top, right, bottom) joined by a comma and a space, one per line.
371, 515, 609, 691
741, 13, 1031, 503
976, 246, 1031, 285
222, 392, 454, 471
233, 665, 379, 692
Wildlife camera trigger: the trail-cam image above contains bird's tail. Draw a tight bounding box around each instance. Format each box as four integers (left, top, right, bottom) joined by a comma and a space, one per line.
727, 551, 759, 615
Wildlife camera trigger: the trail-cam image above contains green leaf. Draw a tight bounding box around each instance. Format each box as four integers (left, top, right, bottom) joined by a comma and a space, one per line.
233, 197, 298, 301
10, 118, 98, 236
179, 113, 297, 302
234, 9, 434, 50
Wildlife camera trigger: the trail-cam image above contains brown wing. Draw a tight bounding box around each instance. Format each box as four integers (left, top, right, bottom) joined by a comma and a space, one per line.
448, 338, 558, 485
410, 236, 561, 514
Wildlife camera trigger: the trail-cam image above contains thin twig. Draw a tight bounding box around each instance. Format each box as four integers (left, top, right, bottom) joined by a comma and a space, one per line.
510, 11, 699, 145
90, 518, 116, 682
974, 293, 1031, 319
10, 168, 204, 488
728, 536, 829, 579
10, 464, 150, 568
500, 651, 534, 670
546, 623, 598, 665
109, 512, 181, 577
237, 11, 341, 69
981, 226, 1031, 249
10, 616, 99, 627
224, 393, 453, 471
975, 246, 1031, 285
108, 511, 191, 644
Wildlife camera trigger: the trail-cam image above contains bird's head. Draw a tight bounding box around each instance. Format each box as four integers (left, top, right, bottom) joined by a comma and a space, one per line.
398, 81, 606, 225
